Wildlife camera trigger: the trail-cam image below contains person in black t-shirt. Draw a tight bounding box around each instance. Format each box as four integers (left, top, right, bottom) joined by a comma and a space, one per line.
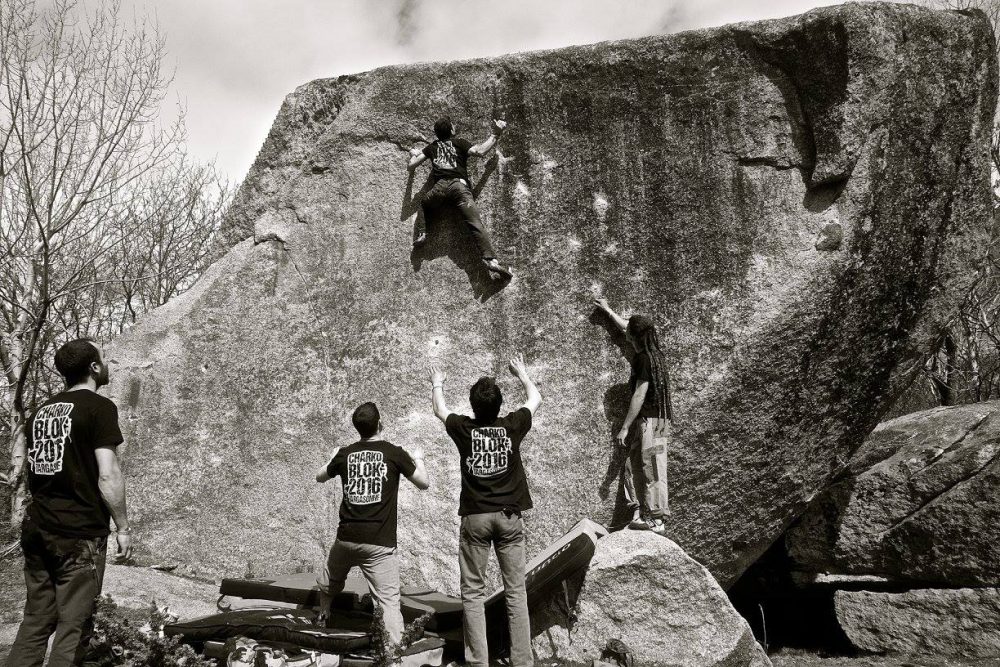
595, 298, 674, 535
430, 354, 541, 667
7, 338, 132, 667
407, 116, 514, 280
314, 402, 428, 644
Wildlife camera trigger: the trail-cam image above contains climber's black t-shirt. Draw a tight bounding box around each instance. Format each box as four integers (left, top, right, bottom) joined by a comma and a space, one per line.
445, 407, 534, 516
25, 390, 124, 538
629, 350, 661, 419
327, 440, 416, 548
423, 138, 473, 181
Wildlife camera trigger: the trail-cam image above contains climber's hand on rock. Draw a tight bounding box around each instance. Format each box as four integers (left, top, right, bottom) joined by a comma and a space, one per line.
430, 367, 445, 386
594, 298, 610, 311
509, 354, 529, 379
492, 119, 507, 135
409, 147, 423, 158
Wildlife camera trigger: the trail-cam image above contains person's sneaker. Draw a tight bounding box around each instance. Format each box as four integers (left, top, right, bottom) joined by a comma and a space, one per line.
627, 515, 651, 531
649, 518, 667, 535
412, 232, 427, 248
483, 257, 513, 279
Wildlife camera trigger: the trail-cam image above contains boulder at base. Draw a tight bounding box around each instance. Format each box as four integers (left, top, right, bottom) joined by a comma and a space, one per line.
531, 530, 770, 667
787, 401, 1000, 586
835, 588, 1000, 659
106, 2, 995, 590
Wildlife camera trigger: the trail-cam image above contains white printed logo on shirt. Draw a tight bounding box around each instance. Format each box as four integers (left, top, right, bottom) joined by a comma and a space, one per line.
433, 141, 458, 170
345, 450, 387, 505
466, 427, 512, 477
29, 402, 74, 475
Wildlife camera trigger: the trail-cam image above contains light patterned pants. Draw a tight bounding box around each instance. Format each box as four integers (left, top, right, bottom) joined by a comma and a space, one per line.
623, 417, 670, 519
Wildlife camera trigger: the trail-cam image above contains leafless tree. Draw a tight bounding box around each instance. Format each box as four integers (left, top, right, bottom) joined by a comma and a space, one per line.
0, 0, 229, 524
887, 0, 1000, 410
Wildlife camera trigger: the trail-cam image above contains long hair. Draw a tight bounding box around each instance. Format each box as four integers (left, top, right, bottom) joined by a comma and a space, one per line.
627, 315, 673, 422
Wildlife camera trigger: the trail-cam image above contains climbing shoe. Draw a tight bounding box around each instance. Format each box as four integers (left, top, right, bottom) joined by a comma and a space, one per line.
627, 516, 651, 531
483, 257, 514, 279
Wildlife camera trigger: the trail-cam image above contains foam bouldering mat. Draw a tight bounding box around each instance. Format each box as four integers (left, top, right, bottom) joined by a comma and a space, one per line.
165, 608, 370, 654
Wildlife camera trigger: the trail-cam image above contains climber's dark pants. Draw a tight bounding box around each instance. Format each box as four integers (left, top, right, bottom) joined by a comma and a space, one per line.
420, 177, 497, 259
7, 516, 108, 667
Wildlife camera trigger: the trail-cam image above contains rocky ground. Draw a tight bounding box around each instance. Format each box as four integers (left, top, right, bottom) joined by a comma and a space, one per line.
770, 651, 1000, 667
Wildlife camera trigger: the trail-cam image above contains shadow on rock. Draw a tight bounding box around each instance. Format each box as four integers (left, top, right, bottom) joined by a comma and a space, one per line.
403, 157, 507, 302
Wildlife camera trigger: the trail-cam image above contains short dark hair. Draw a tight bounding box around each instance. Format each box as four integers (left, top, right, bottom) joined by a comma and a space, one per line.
54, 338, 100, 386
469, 377, 503, 422
433, 116, 453, 140
352, 402, 381, 438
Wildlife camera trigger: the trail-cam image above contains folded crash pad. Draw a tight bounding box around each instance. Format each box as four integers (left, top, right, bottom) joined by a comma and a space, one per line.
213, 518, 607, 636
164, 608, 370, 654
219, 571, 368, 609
486, 517, 608, 610
219, 571, 463, 631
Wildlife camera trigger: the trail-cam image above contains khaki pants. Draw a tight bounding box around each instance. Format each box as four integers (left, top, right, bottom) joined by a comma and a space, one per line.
316, 540, 403, 644
623, 417, 670, 519
458, 511, 532, 667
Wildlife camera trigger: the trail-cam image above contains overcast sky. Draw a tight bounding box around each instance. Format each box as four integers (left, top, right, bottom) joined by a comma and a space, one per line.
97, 0, 907, 183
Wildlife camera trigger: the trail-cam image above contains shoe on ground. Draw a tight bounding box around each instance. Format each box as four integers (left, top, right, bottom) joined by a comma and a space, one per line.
412, 233, 427, 248
649, 518, 667, 535
483, 257, 513, 279
627, 516, 651, 531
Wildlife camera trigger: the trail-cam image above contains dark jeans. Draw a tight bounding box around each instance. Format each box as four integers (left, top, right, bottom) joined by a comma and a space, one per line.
420, 177, 497, 259
7, 517, 108, 667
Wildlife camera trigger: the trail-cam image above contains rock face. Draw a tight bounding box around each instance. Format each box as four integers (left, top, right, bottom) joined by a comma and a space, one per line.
531, 531, 770, 666
787, 402, 1000, 586
835, 588, 1000, 658
106, 3, 995, 591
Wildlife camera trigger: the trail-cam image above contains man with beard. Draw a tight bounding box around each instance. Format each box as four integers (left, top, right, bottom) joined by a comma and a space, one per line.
7, 338, 132, 667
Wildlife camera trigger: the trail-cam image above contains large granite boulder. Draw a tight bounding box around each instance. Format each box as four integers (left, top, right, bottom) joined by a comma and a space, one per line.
106, 3, 996, 591
531, 530, 770, 666
787, 401, 1000, 586
835, 588, 1000, 659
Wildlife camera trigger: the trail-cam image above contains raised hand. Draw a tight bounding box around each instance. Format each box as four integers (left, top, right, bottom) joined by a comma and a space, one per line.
509, 353, 529, 379
430, 366, 445, 386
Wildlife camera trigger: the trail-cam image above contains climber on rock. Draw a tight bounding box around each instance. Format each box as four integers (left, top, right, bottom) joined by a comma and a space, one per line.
594, 298, 673, 536
407, 116, 514, 280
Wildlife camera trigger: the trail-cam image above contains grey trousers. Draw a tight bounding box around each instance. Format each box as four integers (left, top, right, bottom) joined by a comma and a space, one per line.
316, 540, 403, 644
623, 417, 670, 519
459, 511, 532, 667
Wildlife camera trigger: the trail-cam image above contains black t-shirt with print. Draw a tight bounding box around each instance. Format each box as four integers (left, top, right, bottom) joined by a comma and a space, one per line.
327, 440, 416, 548
445, 407, 533, 516
26, 390, 124, 538
423, 137, 473, 181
